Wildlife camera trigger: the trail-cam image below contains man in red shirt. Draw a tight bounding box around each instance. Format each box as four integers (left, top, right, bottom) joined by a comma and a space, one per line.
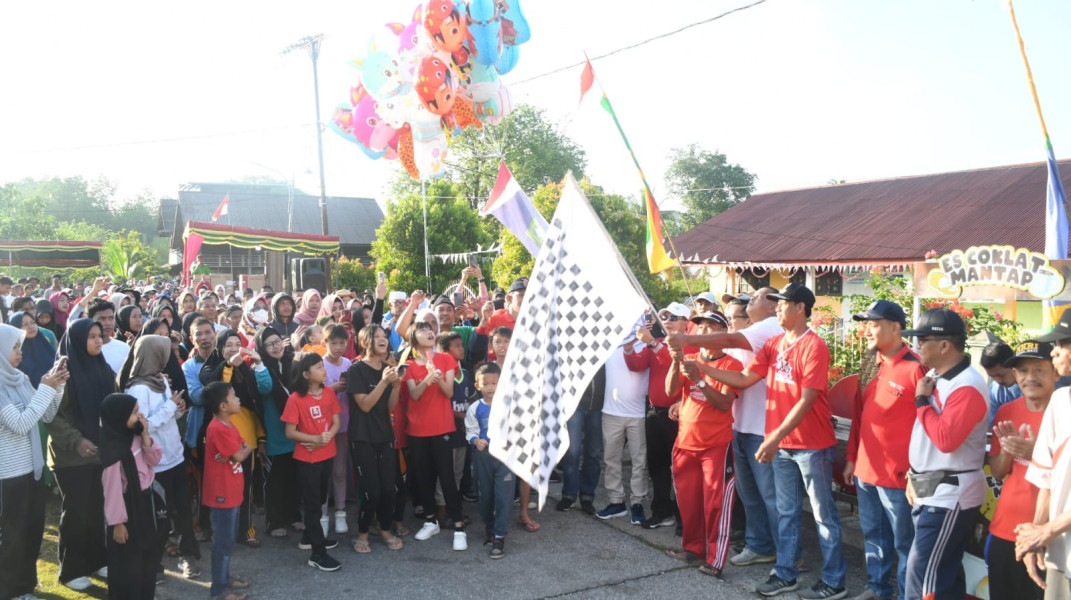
702, 283, 846, 599
478, 278, 525, 335
844, 300, 926, 600
987, 341, 1056, 599
624, 301, 691, 530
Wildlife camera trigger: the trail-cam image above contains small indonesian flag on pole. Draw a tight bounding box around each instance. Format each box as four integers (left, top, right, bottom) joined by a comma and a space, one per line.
211, 194, 229, 222
579, 59, 595, 106
481, 162, 549, 257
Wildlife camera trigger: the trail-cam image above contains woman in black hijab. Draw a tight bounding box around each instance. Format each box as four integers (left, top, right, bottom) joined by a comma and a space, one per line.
179, 311, 205, 361
35, 298, 63, 343
114, 304, 144, 346
98, 393, 163, 600
43, 318, 117, 590
151, 303, 179, 336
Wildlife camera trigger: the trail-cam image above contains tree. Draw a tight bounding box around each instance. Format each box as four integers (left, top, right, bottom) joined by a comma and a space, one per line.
664, 145, 756, 230
336, 256, 377, 293
370, 179, 493, 295
101, 230, 166, 282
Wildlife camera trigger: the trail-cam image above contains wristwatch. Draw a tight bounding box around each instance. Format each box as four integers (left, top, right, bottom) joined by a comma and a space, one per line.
696, 380, 707, 389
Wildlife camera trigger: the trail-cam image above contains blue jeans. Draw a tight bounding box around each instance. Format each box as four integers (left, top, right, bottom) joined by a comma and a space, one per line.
209, 506, 239, 597
561, 406, 602, 501
472, 447, 514, 538
772, 446, 846, 588
733, 431, 779, 556
855, 479, 914, 600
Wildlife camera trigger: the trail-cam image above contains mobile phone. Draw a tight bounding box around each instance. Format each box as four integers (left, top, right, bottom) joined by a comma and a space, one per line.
452, 291, 465, 306
468, 257, 478, 268
396, 364, 409, 377
643, 312, 654, 328
378, 271, 386, 284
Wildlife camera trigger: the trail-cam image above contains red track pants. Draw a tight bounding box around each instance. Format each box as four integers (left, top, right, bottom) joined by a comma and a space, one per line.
672, 441, 735, 569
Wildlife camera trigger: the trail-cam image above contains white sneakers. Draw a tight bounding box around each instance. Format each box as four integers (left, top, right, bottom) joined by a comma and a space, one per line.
334, 511, 348, 534
319, 515, 330, 538
63, 577, 92, 591
452, 531, 468, 551
414, 521, 441, 541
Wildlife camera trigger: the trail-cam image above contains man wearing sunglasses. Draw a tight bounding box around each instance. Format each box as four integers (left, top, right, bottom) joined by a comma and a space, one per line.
901, 308, 988, 600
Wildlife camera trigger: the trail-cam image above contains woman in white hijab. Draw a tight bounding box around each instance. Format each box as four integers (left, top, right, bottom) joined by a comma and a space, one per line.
0, 323, 69, 598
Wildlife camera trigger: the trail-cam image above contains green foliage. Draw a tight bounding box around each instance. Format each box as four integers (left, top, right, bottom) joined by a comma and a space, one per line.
336, 256, 378, 293
0, 184, 55, 239
490, 179, 676, 306
370, 180, 492, 294
919, 298, 1025, 345
665, 145, 757, 230
101, 231, 166, 282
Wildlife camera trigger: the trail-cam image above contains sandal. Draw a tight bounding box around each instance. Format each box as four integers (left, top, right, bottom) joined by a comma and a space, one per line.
229, 577, 251, 590
269, 527, 287, 538
165, 541, 181, 557
240, 537, 261, 548
665, 548, 700, 564
393, 523, 410, 537
195, 530, 212, 542
212, 593, 247, 600
290, 521, 305, 532
383, 535, 403, 551
698, 564, 722, 578
520, 519, 540, 533
352, 539, 371, 554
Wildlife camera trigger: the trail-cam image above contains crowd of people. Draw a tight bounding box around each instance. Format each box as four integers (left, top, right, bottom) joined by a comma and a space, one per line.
1, 270, 1071, 600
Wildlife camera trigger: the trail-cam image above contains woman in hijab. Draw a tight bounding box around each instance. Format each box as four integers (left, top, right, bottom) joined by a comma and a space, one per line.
0, 323, 67, 600
119, 335, 200, 577
199, 329, 271, 547
292, 289, 322, 326
151, 302, 179, 335
179, 311, 205, 361
49, 290, 72, 337
115, 304, 144, 346
44, 318, 117, 591
34, 298, 59, 347
269, 293, 299, 337
176, 290, 198, 319
98, 393, 162, 600
254, 327, 303, 537
108, 292, 131, 311
10, 312, 56, 386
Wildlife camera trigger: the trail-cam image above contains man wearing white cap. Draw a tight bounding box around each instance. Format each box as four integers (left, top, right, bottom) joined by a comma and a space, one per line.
625, 302, 691, 530
382, 291, 408, 352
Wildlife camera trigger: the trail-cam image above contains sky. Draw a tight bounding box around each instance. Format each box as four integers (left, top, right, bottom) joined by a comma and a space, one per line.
1, 0, 1069, 217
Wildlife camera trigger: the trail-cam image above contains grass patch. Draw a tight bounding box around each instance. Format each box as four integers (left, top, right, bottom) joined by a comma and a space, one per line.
34, 489, 107, 600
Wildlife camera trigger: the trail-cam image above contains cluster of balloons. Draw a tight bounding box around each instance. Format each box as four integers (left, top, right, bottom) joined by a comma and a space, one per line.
330, 0, 530, 181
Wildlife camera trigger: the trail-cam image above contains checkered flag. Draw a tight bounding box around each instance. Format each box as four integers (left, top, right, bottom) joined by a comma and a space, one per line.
488, 173, 648, 509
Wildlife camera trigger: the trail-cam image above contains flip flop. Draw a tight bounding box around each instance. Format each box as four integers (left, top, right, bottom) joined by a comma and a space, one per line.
383, 536, 403, 551
269, 527, 287, 538
353, 539, 372, 554
521, 519, 540, 533
229, 577, 251, 590
393, 523, 410, 537
165, 541, 181, 557
698, 564, 723, 578
665, 548, 700, 564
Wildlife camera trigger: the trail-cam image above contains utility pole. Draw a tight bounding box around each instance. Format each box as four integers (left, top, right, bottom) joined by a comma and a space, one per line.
283, 34, 329, 236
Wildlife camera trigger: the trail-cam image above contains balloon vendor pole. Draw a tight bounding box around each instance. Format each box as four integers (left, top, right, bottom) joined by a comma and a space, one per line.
584, 53, 696, 301
422, 179, 431, 291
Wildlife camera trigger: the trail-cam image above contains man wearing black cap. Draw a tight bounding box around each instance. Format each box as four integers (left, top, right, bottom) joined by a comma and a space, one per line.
697, 283, 846, 598
901, 308, 988, 600
844, 300, 926, 600
477, 278, 525, 342
986, 340, 1057, 599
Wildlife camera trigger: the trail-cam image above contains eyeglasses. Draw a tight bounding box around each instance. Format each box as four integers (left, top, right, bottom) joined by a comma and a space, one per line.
661, 315, 685, 322
266, 340, 285, 349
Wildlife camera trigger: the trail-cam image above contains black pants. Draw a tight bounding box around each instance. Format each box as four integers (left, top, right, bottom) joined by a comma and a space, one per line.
106, 489, 159, 600
53, 464, 107, 583
351, 441, 396, 534
409, 435, 463, 528
264, 452, 301, 531
297, 458, 333, 555
0, 473, 48, 598
987, 534, 1044, 600
238, 455, 256, 542
646, 409, 679, 518
154, 462, 199, 560
191, 443, 212, 536
393, 448, 408, 523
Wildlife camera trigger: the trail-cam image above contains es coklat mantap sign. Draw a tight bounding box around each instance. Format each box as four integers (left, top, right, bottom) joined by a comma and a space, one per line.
927, 245, 1065, 299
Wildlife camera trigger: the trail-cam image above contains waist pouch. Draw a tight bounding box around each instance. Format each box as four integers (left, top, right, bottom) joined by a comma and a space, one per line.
907, 469, 973, 498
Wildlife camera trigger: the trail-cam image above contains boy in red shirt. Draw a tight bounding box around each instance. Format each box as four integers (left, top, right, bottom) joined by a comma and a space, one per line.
202, 382, 254, 600
664, 311, 741, 578
987, 341, 1056, 599
282, 352, 342, 572
703, 284, 846, 599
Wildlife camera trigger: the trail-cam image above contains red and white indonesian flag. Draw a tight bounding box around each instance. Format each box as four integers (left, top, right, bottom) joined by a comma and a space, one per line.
211, 194, 229, 222
481, 163, 548, 257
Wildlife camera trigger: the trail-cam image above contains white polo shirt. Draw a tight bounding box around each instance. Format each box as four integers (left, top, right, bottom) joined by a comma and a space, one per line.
728, 316, 783, 436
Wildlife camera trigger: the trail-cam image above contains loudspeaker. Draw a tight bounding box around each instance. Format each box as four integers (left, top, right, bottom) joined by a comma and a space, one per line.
291, 258, 327, 295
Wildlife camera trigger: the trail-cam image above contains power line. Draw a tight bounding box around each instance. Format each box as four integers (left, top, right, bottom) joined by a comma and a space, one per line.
512, 0, 770, 87
19, 123, 315, 154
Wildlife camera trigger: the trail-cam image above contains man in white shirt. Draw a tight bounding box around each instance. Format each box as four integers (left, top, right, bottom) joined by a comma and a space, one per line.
669, 288, 783, 567
88, 298, 131, 375
596, 339, 651, 525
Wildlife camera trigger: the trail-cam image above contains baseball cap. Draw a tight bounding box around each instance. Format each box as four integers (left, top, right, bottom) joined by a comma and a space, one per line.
691, 311, 730, 328
851, 299, 907, 328
508, 278, 526, 294
1004, 340, 1054, 369
658, 302, 690, 319
694, 292, 718, 305
901, 308, 967, 337
765, 283, 816, 310
721, 293, 751, 306
493, 287, 506, 298
430, 294, 455, 308
1036, 306, 1071, 343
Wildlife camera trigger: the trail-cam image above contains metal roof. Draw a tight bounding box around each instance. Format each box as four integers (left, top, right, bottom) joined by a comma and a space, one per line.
672, 159, 1071, 268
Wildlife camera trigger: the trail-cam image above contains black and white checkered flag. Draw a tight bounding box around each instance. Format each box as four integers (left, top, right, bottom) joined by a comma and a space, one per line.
488, 173, 648, 509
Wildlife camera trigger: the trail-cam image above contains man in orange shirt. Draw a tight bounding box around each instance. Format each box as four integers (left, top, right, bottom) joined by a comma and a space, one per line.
844, 300, 926, 600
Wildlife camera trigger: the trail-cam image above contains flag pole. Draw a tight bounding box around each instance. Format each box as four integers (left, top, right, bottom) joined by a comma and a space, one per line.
1006, 1, 1049, 138
583, 53, 696, 301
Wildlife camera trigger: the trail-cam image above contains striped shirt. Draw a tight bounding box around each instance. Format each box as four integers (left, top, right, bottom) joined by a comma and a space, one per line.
0, 384, 62, 479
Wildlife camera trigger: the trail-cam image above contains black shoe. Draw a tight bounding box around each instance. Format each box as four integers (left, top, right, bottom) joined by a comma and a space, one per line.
308, 553, 342, 572
640, 514, 676, 529
549, 469, 562, 483
579, 500, 596, 515
756, 575, 798, 596
556, 498, 575, 512
462, 491, 479, 503
489, 538, 505, 559
298, 538, 339, 551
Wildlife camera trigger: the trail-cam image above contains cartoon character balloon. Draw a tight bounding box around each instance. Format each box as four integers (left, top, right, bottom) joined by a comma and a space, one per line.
331, 0, 530, 180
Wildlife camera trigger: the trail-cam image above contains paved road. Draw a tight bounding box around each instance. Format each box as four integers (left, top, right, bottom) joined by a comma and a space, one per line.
153, 474, 872, 600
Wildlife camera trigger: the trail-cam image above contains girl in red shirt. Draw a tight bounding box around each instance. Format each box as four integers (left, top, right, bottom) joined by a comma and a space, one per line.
402, 321, 467, 550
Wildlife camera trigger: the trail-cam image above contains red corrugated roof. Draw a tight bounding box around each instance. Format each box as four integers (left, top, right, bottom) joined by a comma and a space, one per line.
672, 159, 1071, 266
